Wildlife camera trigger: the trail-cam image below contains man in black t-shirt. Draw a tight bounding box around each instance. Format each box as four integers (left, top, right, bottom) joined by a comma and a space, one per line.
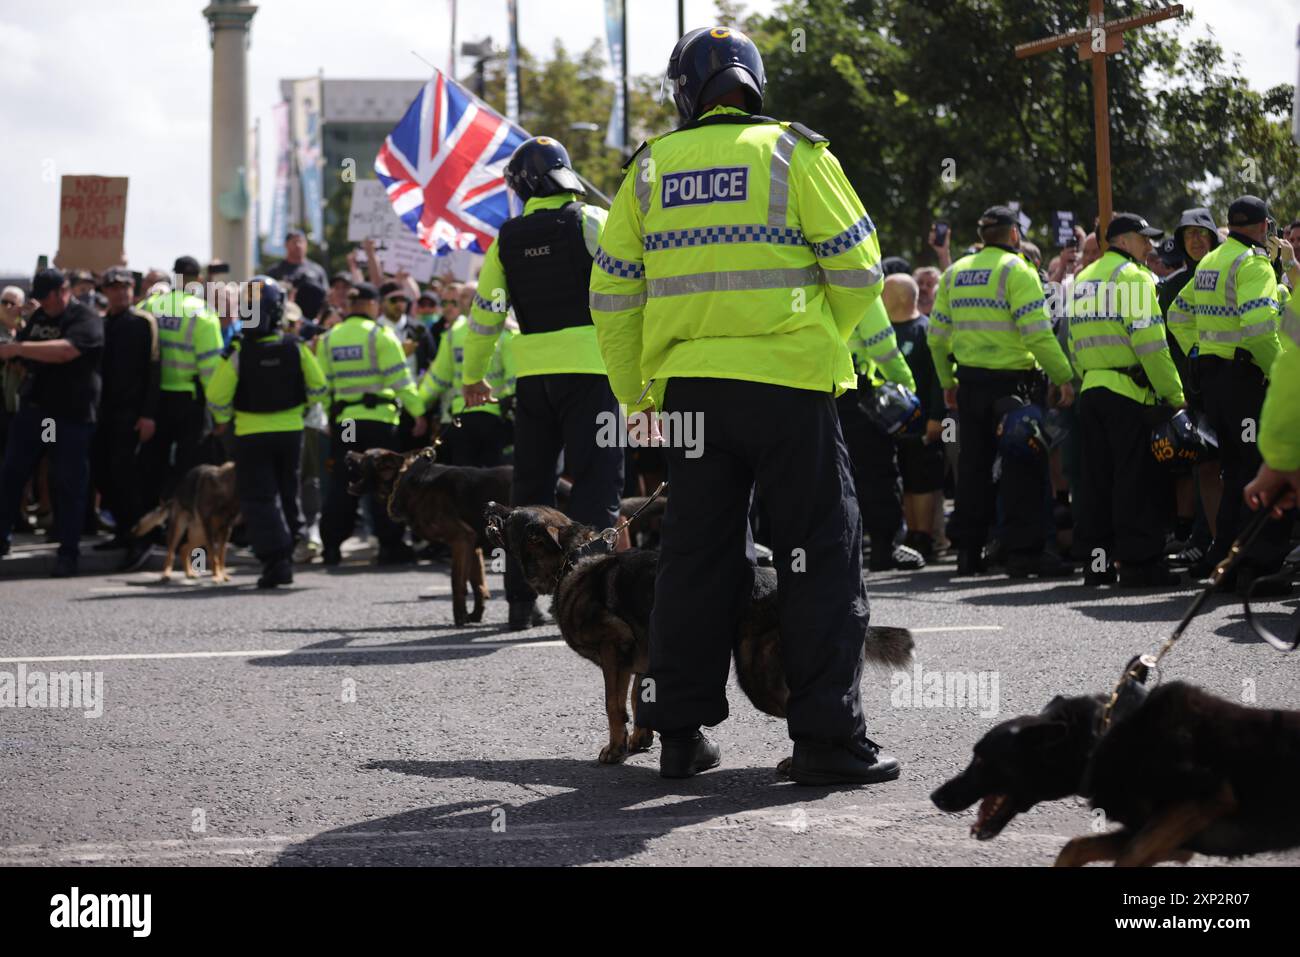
0, 268, 104, 576
267, 229, 328, 315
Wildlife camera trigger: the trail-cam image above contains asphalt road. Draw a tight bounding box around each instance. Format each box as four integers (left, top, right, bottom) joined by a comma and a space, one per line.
1, 545, 1298, 867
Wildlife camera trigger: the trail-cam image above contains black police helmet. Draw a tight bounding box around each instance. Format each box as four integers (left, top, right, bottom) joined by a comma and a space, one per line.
1151, 409, 1216, 467
860, 381, 924, 437
666, 26, 765, 124
504, 136, 585, 201
249, 275, 286, 336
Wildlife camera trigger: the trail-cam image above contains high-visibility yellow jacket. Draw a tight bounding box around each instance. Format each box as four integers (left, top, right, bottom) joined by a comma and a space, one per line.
1164, 280, 1197, 357
1191, 235, 1282, 371
206, 333, 327, 436
316, 314, 425, 424
1067, 249, 1184, 406
418, 316, 514, 420
463, 193, 607, 383
848, 298, 915, 390
1260, 295, 1300, 470
588, 105, 894, 412
928, 245, 1074, 389
139, 289, 223, 396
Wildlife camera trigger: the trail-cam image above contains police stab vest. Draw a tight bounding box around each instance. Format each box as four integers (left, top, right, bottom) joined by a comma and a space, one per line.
233, 335, 307, 413
496, 202, 594, 336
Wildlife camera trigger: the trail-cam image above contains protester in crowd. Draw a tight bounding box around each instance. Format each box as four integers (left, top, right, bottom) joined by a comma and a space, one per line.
0, 286, 26, 458
68, 270, 96, 306
0, 269, 104, 576
137, 269, 169, 304
267, 229, 328, 293
883, 274, 946, 560
913, 266, 940, 317
91, 267, 159, 571
928, 223, 953, 270
1079, 231, 1101, 270
327, 271, 354, 313
206, 260, 230, 283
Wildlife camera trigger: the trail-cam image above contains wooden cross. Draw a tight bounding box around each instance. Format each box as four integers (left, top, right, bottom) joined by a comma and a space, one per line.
1016, 1, 1184, 242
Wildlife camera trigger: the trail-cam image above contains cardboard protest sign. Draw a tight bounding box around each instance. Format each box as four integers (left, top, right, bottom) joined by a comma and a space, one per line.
349, 179, 436, 282
57, 176, 128, 273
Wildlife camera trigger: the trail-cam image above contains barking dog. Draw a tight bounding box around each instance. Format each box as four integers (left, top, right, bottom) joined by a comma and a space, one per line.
484, 502, 914, 764
932, 679, 1300, 866
347, 448, 512, 625
132, 462, 240, 583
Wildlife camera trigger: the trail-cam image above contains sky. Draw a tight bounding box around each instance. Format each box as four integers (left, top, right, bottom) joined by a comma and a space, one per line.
0, 0, 1296, 274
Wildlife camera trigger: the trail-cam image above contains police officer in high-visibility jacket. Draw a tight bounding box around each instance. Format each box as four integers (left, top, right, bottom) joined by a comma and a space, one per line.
206, 278, 327, 588
139, 255, 223, 508
1068, 213, 1186, 588
589, 26, 900, 785
317, 281, 426, 566
461, 136, 623, 631
929, 206, 1077, 579
1189, 195, 1291, 592
417, 314, 514, 467
1245, 276, 1300, 519
838, 297, 924, 572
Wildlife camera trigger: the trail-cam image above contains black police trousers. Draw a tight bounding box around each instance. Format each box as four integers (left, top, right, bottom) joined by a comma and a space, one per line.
954, 368, 1050, 554
92, 413, 147, 540
320, 418, 406, 553
1075, 387, 1168, 566
504, 373, 623, 603
234, 430, 303, 563
1199, 356, 1295, 569
441, 410, 510, 467
639, 378, 870, 745
140, 390, 207, 509
836, 391, 902, 553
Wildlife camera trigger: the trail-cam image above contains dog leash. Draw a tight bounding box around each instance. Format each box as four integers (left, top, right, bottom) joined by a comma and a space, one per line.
1100, 500, 1296, 732
551, 481, 670, 591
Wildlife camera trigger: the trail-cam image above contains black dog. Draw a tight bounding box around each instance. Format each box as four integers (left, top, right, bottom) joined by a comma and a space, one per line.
933, 678, 1300, 866
484, 502, 914, 764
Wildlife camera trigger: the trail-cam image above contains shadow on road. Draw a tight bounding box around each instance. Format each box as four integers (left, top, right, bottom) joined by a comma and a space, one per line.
273, 757, 825, 866
248, 626, 560, 667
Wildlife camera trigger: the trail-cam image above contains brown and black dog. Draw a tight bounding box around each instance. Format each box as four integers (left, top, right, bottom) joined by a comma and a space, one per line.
932, 677, 1300, 866
133, 461, 241, 583
346, 448, 511, 625
484, 502, 915, 764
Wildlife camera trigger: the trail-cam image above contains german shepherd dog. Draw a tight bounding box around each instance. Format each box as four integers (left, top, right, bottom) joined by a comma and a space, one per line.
346, 448, 512, 626
484, 502, 915, 764
932, 677, 1300, 866
132, 462, 241, 583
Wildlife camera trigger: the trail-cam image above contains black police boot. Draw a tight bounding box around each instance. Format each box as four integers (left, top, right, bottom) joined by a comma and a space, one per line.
1008, 550, 1076, 580
50, 555, 79, 578
507, 599, 544, 631
659, 729, 722, 779
257, 555, 294, 589
376, 542, 415, 566
783, 736, 901, 787
1118, 561, 1182, 589
956, 549, 986, 576
321, 547, 342, 567
905, 530, 935, 562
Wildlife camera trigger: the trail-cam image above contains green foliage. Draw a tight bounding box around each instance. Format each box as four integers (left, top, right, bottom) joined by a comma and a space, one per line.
745, 0, 1297, 262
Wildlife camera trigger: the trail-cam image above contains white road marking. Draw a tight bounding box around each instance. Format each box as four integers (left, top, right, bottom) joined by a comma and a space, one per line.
0, 626, 999, 665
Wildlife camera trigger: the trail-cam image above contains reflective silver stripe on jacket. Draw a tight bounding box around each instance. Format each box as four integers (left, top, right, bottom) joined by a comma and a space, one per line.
367, 325, 380, 375
1224, 250, 1254, 314
766, 130, 799, 228
956, 319, 1017, 332
1200, 328, 1243, 343
821, 264, 882, 288
1072, 334, 1130, 352
1133, 339, 1167, 356
1282, 308, 1300, 347
647, 265, 822, 297
634, 152, 654, 216
590, 290, 648, 311
468, 317, 500, 335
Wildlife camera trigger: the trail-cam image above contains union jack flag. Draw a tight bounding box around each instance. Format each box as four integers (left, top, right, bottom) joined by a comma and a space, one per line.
375, 69, 529, 254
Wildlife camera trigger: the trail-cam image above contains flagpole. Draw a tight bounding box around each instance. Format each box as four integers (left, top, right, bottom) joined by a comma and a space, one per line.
449, 0, 457, 75
619, 0, 629, 156
407, 49, 613, 207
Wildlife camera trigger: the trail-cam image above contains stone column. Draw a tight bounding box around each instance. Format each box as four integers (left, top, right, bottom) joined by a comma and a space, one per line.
203, 2, 258, 278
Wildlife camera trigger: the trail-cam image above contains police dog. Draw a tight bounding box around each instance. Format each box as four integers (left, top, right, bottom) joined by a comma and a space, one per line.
484, 502, 915, 764
931, 677, 1300, 866
347, 448, 512, 626
133, 461, 241, 583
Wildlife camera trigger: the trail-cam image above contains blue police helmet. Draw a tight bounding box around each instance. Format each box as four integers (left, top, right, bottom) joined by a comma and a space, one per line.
250, 275, 285, 335
1151, 408, 1216, 467
860, 382, 925, 437
995, 398, 1048, 461
505, 136, 585, 201
666, 26, 765, 125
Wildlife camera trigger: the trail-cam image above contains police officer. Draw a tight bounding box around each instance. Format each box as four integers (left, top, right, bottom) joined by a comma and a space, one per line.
1245, 278, 1300, 517
460, 135, 623, 631
416, 309, 514, 467
1068, 213, 1186, 588
837, 297, 924, 572
206, 278, 326, 587
929, 206, 1077, 578
139, 256, 224, 508
1189, 196, 1292, 593
317, 281, 426, 566
590, 26, 899, 785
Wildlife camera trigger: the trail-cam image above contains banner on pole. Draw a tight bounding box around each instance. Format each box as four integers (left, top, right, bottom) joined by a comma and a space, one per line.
603, 0, 625, 151
506, 0, 520, 123
292, 77, 325, 244
266, 101, 291, 257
